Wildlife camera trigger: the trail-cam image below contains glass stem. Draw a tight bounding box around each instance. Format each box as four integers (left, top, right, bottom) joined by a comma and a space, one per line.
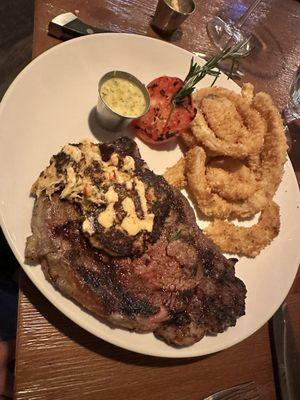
283, 106, 298, 125
236, 0, 263, 29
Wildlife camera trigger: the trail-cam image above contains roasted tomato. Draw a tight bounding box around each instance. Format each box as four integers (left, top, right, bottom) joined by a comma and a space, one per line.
131, 76, 196, 145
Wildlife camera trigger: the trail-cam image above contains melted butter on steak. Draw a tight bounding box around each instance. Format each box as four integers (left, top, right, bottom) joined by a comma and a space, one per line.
31, 137, 173, 257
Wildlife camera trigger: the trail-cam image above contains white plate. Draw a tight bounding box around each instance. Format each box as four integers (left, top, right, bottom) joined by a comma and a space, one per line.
0, 34, 300, 358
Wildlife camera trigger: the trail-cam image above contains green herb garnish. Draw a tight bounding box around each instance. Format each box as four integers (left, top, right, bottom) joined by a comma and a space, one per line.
172, 39, 251, 106
168, 230, 182, 242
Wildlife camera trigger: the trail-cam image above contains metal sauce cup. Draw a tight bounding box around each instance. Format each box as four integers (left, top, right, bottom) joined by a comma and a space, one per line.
96, 71, 150, 131
152, 0, 196, 35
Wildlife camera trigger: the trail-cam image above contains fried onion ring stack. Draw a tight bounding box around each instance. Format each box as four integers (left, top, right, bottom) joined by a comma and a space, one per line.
163, 83, 287, 257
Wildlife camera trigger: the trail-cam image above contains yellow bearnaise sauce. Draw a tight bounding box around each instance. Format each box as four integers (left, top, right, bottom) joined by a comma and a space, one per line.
100, 77, 146, 117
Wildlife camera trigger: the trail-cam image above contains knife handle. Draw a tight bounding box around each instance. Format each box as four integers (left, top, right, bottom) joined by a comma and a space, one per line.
49, 18, 110, 41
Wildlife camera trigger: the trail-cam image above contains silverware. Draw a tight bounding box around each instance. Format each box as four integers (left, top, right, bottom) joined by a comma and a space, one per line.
48, 12, 109, 40
202, 381, 259, 400
272, 302, 300, 400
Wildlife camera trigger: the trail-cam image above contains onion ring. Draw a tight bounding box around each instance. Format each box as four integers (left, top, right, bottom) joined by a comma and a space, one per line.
206, 157, 258, 201
204, 201, 280, 257
179, 128, 197, 151
252, 92, 288, 198
185, 146, 233, 219
191, 86, 265, 158
185, 88, 287, 219
163, 157, 186, 189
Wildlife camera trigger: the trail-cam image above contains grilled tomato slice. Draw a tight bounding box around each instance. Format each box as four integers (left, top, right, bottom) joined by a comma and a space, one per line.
131, 76, 196, 145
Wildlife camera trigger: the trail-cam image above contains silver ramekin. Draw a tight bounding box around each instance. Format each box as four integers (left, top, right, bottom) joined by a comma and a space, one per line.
152, 0, 196, 35
96, 70, 150, 131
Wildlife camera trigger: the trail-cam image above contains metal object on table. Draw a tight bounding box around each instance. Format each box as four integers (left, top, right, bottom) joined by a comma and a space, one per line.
272, 302, 300, 400
96, 71, 150, 131
48, 13, 242, 81
202, 381, 260, 400
151, 0, 195, 35
48, 12, 109, 40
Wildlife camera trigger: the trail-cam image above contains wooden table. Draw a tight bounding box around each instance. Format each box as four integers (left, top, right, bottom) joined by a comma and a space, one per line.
15, 1, 300, 399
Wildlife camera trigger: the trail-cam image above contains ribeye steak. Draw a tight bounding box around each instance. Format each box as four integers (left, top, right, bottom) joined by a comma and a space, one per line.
25, 137, 246, 346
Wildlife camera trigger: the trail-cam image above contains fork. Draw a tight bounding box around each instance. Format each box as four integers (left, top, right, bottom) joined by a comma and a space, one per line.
202, 381, 260, 400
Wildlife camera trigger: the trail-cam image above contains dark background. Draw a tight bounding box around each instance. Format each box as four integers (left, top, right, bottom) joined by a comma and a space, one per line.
0, 0, 34, 340
0, 0, 33, 99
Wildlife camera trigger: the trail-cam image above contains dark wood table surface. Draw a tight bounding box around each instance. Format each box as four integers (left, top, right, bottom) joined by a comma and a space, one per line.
14, 0, 300, 399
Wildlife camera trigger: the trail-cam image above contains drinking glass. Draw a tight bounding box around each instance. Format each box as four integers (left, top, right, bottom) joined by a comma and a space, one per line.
283, 67, 300, 150
283, 66, 300, 124
206, 0, 263, 52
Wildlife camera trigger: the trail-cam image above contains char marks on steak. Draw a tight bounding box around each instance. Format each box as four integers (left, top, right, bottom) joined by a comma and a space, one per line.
84, 138, 174, 257
25, 137, 246, 347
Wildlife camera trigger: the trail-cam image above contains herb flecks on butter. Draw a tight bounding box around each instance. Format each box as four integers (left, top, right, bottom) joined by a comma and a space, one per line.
100, 77, 146, 117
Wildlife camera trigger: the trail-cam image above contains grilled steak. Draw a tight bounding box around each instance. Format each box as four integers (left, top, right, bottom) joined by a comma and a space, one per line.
30, 137, 173, 257
25, 143, 246, 346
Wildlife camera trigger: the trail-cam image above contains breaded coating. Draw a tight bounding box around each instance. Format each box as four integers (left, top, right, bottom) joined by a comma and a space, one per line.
163, 157, 186, 189
191, 86, 265, 158
179, 128, 198, 151
185, 146, 265, 219
185, 86, 287, 220
241, 82, 254, 101
185, 146, 233, 219
163, 84, 287, 257
252, 92, 288, 198
205, 201, 280, 257
206, 157, 258, 201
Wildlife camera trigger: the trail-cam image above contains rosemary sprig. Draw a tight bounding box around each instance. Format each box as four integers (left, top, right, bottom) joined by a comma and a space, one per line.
172, 38, 251, 106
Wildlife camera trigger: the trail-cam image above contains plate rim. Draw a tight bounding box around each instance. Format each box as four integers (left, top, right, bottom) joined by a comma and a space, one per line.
0, 32, 300, 358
